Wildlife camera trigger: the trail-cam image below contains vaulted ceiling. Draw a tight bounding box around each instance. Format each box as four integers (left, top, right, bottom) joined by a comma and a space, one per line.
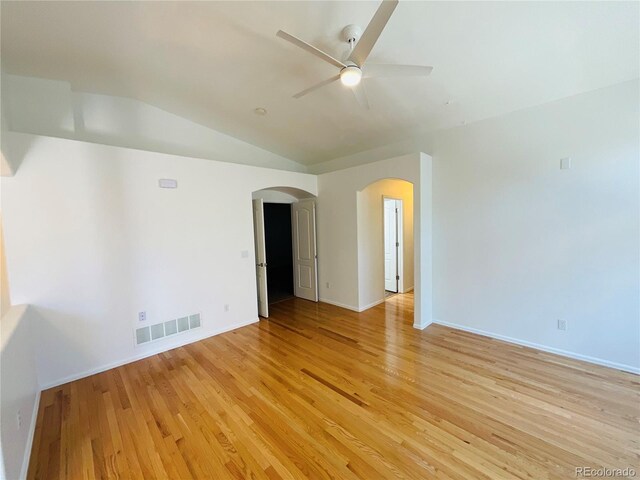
2, 1, 638, 164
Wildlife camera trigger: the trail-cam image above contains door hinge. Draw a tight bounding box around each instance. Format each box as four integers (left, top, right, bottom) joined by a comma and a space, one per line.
396, 242, 399, 247
396, 275, 400, 280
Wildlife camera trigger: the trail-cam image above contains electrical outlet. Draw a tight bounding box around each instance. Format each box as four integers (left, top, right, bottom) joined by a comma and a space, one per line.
557, 319, 567, 331
16, 410, 22, 430
224, 304, 230, 312
138, 311, 146, 322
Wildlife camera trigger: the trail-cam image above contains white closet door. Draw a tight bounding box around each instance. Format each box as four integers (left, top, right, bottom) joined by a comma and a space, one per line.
384, 199, 398, 292
292, 199, 318, 302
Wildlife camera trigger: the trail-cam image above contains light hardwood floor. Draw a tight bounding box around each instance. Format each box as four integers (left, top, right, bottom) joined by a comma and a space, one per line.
28, 294, 639, 479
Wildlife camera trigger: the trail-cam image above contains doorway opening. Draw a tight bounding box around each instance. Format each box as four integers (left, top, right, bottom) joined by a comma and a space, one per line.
252, 187, 318, 318
356, 178, 414, 311
264, 203, 294, 304
384, 197, 403, 298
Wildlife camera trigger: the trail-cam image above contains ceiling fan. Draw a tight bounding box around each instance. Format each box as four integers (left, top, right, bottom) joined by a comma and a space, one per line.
276, 0, 432, 108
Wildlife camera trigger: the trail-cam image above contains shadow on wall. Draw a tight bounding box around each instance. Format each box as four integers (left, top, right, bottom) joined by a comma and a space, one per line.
357, 178, 414, 311
1, 132, 37, 176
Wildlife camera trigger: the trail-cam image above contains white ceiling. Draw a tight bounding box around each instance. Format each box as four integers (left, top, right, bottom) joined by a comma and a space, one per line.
2, 1, 638, 165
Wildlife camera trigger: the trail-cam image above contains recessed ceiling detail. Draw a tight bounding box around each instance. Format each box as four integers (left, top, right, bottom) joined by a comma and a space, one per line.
1, 1, 638, 165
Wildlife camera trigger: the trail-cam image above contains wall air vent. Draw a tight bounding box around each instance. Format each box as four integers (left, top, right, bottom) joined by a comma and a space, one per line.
136, 326, 151, 345
177, 317, 189, 333
189, 313, 201, 329
135, 312, 202, 346
164, 319, 177, 336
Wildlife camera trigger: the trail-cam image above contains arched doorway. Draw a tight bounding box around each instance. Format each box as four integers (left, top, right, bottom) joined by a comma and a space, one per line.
315, 152, 432, 329
251, 187, 317, 318
356, 178, 415, 310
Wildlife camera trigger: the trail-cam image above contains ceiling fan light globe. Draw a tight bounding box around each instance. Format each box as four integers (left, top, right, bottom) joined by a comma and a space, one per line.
340, 66, 362, 87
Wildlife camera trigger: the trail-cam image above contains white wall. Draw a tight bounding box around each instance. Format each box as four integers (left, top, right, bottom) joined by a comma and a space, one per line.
317, 153, 432, 327
431, 80, 640, 372
2, 73, 307, 173
314, 80, 639, 372
1, 305, 40, 480
357, 179, 414, 309
1, 132, 316, 388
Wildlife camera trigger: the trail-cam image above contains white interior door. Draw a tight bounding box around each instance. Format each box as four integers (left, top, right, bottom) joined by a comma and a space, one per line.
252, 199, 269, 317
292, 199, 318, 302
384, 199, 398, 292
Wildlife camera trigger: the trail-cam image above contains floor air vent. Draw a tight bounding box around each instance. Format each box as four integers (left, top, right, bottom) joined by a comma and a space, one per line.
135, 313, 201, 346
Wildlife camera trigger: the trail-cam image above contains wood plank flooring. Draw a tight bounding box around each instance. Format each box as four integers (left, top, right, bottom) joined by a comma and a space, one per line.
28, 294, 639, 479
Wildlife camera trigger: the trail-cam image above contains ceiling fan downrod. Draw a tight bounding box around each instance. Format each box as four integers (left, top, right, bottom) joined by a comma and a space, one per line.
342, 24, 362, 52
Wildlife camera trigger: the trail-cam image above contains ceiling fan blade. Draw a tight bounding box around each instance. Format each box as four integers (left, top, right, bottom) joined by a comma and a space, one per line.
348, 0, 399, 67
277, 30, 346, 69
293, 75, 340, 99
351, 83, 370, 109
364, 64, 433, 78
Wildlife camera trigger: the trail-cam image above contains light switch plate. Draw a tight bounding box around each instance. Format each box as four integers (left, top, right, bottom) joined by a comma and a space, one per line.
159, 178, 178, 188
560, 157, 572, 170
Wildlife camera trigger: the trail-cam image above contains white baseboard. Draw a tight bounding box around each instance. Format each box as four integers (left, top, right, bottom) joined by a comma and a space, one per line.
413, 321, 430, 330
358, 299, 385, 312
318, 298, 360, 312
40, 318, 259, 390
433, 319, 640, 375
319, 297, 387, 313
19, 389, 41, 480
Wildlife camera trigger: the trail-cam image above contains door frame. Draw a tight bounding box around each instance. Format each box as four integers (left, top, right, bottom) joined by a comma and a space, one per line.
382, 196, 403, 296
251, 192, 318, 318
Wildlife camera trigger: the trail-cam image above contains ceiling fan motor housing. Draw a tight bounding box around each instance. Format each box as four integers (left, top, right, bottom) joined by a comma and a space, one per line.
342, 24, 362, 48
